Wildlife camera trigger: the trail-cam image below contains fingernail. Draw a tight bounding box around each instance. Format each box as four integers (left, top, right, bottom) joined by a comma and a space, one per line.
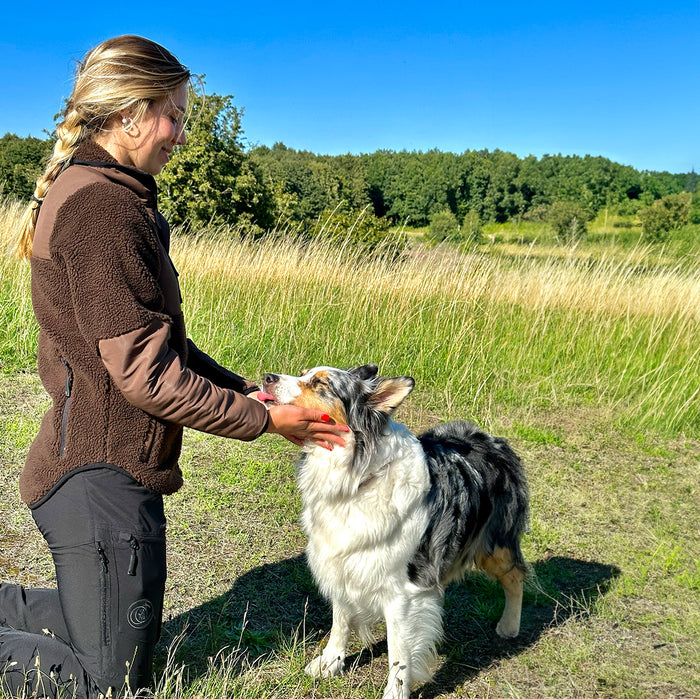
321, 414, 331, 422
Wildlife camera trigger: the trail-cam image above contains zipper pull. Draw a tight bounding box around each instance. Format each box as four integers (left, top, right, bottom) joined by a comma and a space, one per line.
97, 543, 108, 572
128, 536, 139, 576
61, 358, 72, 397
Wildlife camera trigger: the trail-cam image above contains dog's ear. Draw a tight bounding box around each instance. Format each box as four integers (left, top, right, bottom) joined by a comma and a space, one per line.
367, 376, 415, 414
349, 364, 379, 381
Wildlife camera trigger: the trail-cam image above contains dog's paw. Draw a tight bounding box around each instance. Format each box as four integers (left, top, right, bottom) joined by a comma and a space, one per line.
496, 620, 520, 638
382, 680, 411, 699
305, 653, 344, 678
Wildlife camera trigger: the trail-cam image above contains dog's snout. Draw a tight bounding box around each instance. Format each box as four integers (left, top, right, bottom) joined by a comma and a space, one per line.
264, 373, 280, 385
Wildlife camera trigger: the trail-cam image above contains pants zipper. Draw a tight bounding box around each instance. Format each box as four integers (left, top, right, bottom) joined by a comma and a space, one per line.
128, 535, 139, 576
97, 543, 111, 645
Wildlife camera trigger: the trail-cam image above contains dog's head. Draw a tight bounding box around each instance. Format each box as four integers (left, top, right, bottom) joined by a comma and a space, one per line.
262, 364, 415, 438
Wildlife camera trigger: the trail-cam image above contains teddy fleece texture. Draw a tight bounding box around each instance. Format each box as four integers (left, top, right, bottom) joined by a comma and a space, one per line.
21, 141, 268, 505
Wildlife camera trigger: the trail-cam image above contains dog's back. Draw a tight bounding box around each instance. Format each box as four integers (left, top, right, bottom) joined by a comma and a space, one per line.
408, 421, 529, 589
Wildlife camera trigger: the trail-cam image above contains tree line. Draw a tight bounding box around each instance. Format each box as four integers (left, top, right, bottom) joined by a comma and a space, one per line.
2, 88, 698, 242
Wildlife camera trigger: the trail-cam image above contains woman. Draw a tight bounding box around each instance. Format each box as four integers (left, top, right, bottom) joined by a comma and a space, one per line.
1, 35, 348, 698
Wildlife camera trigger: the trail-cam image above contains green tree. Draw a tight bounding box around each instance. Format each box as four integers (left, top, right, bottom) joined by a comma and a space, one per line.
157, 88, 275, 230
250, 143, 353, 222
639, 192, 692, 242
548, 201, 591, 243
689, 191, 700, 225
0, 133, 53, 199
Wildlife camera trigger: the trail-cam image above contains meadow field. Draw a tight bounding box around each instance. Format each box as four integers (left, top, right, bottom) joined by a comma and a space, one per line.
0, 199, 698, 697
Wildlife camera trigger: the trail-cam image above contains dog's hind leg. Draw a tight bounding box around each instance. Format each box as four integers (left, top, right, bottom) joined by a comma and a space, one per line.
476, 546, 525, 638
305, 602, 351, 678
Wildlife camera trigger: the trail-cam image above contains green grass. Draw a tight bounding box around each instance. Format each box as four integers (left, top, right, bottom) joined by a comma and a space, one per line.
1, 203, 699, 697
3, 203, 699, 435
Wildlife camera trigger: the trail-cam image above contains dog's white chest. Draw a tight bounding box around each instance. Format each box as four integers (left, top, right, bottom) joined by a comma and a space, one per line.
299, 428, 431, 603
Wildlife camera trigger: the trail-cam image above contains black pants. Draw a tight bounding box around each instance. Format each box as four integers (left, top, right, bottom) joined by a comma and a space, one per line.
0, 464, 167, 698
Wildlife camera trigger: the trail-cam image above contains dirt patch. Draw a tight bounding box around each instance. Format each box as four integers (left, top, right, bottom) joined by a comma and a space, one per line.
1, 372, 698, 698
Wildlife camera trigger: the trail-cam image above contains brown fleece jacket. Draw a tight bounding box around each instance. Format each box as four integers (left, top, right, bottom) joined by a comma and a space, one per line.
21, 140, 269, 506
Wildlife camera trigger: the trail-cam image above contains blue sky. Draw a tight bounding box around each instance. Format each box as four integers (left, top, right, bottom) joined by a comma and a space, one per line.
1, 2, 698, 173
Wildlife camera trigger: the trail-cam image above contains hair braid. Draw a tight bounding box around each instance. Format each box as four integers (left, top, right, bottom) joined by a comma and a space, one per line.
15, 109, 89, 258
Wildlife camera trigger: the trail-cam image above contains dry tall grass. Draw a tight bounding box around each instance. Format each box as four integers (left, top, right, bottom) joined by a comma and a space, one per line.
2, 201, 699, 434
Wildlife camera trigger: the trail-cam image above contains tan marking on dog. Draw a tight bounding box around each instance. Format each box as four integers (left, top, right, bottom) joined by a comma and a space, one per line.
289, 373, 348, 425
476, 547, 524, 638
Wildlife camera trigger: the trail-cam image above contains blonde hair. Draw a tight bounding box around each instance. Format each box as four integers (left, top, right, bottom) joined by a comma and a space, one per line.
16, 35, 190, 259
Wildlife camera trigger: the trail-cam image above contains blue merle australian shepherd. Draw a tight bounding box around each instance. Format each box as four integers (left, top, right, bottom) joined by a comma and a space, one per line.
261, 364, 529, 699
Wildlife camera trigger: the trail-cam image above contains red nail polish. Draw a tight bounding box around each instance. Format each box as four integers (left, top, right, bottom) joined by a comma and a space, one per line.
321, 414, 331, 422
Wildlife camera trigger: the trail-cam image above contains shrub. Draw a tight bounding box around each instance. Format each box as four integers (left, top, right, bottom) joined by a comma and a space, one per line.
425, 209, 483, 248
309, 203, 404, 254
548, 201, 591, 243
461, 210, 483, 244
426, 209, 459, 244
639, 192, 692, 242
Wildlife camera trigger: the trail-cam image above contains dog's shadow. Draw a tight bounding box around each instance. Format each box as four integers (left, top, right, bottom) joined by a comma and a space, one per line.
157, 555, 620, 695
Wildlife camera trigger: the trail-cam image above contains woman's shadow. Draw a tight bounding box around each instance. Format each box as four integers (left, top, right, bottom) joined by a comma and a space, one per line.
157, 554, 620, 695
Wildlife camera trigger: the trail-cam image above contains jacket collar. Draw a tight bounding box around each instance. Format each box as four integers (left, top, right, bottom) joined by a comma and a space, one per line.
69, 140, 159, 209
66, 140, 173, 250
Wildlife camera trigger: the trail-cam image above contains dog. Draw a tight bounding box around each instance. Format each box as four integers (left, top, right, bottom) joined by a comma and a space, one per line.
261, 364, 529, 699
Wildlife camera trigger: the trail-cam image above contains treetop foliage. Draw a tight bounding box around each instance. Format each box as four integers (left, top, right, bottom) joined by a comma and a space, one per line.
157, 88, 276, 231
0, 133, 52, 200
1, 85, 698, 245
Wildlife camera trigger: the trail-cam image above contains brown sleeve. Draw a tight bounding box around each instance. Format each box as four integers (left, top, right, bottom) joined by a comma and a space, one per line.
99, 319, 269, 441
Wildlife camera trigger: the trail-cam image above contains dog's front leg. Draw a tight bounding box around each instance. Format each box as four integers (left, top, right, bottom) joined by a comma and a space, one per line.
382, 598, 412, 699
305, 602, 351, 678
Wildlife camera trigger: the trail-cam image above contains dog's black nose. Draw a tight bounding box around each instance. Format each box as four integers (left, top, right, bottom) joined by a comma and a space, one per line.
264, 373, 279, 385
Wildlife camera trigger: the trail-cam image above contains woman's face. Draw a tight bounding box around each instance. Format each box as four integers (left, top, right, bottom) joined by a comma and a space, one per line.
113, 83, 188, 175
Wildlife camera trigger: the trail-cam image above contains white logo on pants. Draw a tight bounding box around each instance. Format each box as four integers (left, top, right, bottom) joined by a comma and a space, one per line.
127, 599, 154, 629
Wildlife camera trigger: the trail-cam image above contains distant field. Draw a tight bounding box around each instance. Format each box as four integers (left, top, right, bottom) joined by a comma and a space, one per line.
1, 201, 698, 697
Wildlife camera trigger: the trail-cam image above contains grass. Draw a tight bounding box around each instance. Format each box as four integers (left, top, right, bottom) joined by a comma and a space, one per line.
3, 201, 699, 435
1, 200, 699, 697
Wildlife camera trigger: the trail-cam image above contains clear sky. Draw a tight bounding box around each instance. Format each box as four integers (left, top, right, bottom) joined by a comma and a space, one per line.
1, 1, 698, 173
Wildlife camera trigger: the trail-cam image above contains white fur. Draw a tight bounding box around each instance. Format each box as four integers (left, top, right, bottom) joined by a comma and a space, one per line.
299, 420, 442, 698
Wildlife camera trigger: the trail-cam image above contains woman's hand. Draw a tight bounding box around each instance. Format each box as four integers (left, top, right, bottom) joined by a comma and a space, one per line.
265, 404, 350, 450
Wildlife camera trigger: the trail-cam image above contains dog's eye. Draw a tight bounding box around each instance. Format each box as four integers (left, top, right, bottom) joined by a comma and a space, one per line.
309, 375, 328, 389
